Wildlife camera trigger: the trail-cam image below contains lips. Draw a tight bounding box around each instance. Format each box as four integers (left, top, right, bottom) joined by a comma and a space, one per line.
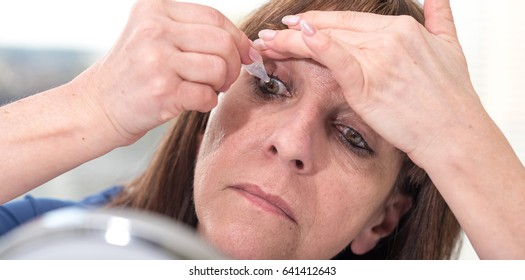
230, 184, 297, 223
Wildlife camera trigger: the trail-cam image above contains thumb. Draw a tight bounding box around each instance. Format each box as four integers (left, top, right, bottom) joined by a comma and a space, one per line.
424, 0, 458, 41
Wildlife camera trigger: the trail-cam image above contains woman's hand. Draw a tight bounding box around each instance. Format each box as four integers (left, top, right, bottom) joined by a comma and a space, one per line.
255, 0, 480, 166
257, 0, 525, 259
79, 0, 253, 144
0, 0, 254, 203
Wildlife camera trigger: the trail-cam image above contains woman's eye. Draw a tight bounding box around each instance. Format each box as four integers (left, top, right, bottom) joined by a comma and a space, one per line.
257, 76, 290, 97
339, 126, 374, 155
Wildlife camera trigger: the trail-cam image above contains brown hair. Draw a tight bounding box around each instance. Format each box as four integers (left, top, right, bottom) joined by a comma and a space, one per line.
111, 0, 461, 259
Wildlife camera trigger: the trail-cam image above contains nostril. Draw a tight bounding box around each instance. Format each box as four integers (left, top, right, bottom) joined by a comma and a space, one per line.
268, 145, 305, 170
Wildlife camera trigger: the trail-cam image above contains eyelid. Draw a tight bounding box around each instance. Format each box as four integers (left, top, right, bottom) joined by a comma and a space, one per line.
267, 73, 292, 96
335, 112, 376, 150
335, 124, 374, 156
251, 73, 292, 101
262, 60, 295, 92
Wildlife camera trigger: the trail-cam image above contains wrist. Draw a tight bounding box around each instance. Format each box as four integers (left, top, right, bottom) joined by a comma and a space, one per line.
407, 101, 522, 196
67, 65, 143, 148
406, 94, 489, 174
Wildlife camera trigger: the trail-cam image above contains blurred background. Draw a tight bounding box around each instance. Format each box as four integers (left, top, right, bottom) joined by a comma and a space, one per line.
1, 0, 524, 260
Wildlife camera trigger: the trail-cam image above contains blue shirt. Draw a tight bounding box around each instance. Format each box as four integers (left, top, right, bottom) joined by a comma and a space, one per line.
0, 186, 122, 236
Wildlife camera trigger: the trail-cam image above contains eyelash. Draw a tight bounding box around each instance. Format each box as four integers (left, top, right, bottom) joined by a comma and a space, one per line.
251, 74, 291, 101
250, 74, 374, 157
335, 125, 374, 157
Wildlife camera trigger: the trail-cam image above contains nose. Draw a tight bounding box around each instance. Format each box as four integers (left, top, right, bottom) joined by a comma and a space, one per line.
263, 111, 321, 174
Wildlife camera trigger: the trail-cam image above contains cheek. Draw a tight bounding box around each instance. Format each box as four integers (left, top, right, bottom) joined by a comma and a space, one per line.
194, 92, 260, 192
298, 171, 389, 253
299, 152, 403, 257
197, 93, 247, 158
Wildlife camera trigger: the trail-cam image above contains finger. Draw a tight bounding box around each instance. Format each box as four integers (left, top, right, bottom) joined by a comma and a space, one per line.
298, 20, 365, 98
253, 38, 294, 60
257, 28, 367, 61
165, 1, 253, 64
170, 52, 229, 91
282, 11, 393, 32
424, 0, 458, 41
257, 49, 298, 61
257, 29, 315, 59
173, 81, 218, 113
171, 23, 242, 88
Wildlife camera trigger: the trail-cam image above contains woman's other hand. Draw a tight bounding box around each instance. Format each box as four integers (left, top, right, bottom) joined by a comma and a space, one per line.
78, 0, 253, 144
257, 0, 525, 259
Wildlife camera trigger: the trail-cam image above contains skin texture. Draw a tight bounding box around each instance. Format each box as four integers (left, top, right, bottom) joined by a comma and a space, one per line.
193, 60, 409, 259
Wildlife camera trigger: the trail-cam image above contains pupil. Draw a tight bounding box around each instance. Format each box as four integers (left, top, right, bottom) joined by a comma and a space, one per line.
347, 130, 360, 143
264, 80, 279, 93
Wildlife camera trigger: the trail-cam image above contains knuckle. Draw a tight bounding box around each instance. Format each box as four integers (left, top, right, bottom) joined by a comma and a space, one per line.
150, 76, 170, 95
199, 90, 218, 111
208, 57, 228, 86
273, 30, 296, 50
395, 15, 422, 36
186, 86, 217, 112
315, 32, 333, 53
129, 0, 147, 16
206, 7, 226, 27
214, 30, 236, 51
130, 0, 160, 20
338, 11, 356, 25
302, 10, 317, 22
134, 19, 165, 39
339, 53, 357, 71
211, 56, 228, 75
322, 28, 334, 37
141, 46, 164, 68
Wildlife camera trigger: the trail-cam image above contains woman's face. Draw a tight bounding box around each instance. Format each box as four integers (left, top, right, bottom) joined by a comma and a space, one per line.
193, 59, 405, 259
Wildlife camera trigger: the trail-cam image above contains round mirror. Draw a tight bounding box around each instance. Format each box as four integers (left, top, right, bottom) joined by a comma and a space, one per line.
0, 207, 224, 259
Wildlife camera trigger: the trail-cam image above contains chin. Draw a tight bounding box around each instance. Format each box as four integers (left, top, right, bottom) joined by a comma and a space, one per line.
197, 219, 298, 260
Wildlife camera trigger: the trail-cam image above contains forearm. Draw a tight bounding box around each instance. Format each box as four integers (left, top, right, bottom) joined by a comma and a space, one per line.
0, 77, 127, 204
415, 106, 525, 259
0, 0, 252, 204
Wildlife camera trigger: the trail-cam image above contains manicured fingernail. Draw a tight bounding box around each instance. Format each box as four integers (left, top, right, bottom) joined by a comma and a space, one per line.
282, 15, 301, 26
300, 19, 316, 36
258, 29, 277, 41
253, 38, 268, 50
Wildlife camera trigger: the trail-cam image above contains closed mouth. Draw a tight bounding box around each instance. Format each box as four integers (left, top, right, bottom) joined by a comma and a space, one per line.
230, 184, 297, 224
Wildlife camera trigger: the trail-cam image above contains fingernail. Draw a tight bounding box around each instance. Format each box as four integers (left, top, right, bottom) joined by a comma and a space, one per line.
282, 15, 301, 26
253, 38, 268, 50
258, 29, 277, 41
300, 19, 316, 36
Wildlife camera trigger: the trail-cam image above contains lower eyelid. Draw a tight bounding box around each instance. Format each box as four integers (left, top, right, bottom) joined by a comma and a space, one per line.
334, 125, 374, 157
